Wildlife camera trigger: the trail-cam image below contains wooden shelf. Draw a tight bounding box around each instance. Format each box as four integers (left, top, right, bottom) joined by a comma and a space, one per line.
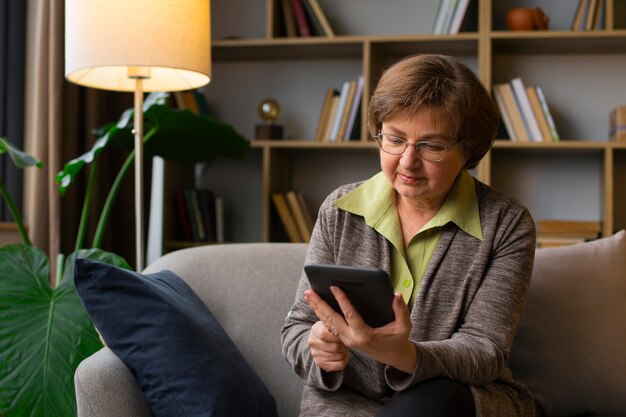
163, 0, 626, 249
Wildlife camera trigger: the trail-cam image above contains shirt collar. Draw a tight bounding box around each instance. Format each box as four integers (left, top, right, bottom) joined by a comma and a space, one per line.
334, 170, 483, 241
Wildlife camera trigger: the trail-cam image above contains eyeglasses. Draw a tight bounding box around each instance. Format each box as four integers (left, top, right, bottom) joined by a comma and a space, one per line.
374, 133, 461, 162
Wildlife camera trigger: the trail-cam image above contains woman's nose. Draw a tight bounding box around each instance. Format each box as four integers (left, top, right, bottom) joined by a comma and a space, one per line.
400, 144, 422, 167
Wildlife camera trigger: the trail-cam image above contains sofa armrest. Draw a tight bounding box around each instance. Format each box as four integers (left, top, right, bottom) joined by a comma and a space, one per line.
74, 347, 152, 417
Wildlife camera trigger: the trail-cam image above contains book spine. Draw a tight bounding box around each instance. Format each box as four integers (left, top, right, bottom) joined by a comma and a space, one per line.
328, 80, 352, 142
535, 86, 560, 141
305, 0, 335, 37
449, 0, 470, 34
497, 83, 529, 142
281, 0, 297, 37
525, 86, 551, 142
314, 87, 335, 141
344, 75, 364, 141
492, 85, 518, 141
290, 0, 311, 37
510, 77, 543, 142
336, 80, 357, 141
432, 0, 452, 34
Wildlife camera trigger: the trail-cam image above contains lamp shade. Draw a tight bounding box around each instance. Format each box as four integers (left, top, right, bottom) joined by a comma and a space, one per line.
65, 0, 211, 92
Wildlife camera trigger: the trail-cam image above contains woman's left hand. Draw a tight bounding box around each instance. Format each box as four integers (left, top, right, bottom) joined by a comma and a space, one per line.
303, 286, 417, 374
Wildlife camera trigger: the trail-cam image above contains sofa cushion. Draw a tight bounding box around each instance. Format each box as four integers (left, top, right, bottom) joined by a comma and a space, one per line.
74, 258, 278, 417
510, 230, 626, 416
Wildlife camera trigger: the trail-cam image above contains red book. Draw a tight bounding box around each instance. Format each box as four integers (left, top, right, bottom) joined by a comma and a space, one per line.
290, 0, 311, 37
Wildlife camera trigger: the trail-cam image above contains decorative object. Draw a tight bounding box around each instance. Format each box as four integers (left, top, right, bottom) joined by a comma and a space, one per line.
506, 7, 549, 31
255, 98, 284, 139
65, 0, 212, 271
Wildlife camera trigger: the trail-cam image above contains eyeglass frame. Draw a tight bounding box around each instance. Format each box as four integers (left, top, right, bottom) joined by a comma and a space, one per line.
374, 133, 462, 162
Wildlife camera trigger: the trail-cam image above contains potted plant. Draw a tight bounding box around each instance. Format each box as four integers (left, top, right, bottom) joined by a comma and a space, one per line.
0, 92, 249, 417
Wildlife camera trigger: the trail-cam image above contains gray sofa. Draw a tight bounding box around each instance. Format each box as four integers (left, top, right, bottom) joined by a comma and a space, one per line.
74, 230, 626, 417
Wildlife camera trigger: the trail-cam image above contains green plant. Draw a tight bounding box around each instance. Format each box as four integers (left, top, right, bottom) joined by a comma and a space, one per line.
0, 92, 249, 417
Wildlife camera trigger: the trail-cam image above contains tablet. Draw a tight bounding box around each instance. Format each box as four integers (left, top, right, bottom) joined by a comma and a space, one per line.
304, 264, 395, 328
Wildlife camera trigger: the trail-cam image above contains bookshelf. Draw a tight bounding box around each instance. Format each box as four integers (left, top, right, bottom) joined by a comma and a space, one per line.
163, 0, 626, 249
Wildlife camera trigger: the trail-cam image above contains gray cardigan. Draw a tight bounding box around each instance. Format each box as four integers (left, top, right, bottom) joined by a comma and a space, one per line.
280, 176, 536, 417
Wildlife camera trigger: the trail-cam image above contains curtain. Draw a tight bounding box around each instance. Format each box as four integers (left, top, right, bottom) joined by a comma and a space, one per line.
0, 0, 26, 221
24, 0, 135, 280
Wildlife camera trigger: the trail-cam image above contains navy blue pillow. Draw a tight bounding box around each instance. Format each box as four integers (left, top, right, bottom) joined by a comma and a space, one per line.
74, 258, 278, 417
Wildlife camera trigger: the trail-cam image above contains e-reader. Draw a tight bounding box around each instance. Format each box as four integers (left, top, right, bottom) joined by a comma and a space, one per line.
304, 263, 395, 328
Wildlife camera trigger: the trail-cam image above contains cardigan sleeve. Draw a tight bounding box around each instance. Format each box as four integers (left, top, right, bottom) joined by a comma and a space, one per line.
385, 202, 536, 390
280, 189, 390, 398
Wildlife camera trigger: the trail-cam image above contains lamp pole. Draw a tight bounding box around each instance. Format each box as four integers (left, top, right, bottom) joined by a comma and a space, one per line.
129, 67, 150, 272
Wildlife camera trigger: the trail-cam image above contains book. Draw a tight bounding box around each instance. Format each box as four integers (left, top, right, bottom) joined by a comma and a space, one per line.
492, 84, 518, 141
525, 86, 552, 142
290, 0, 311, 37
585, 0, 600, 30
189, 189, 206, 241
336, 80, 357, 141
510, 77, 543, 142
328, 80, 353, 142
303, 0, 334, 37
493, 83, 529, 142
536, 236, 587, 248
441, 0, 459, 34
321, 91, 340, 142
609, 105, 626, 141
449, 0, 471, 34
432, 0, 454, 34
535, 86, 560, 141
344, 75, 364, 142
271, 192, 302, 242
572, 0, 589, 30
314, 87, 338, 141
285, 191, 312, 242
537, 219, 602, 240
281, 0, 297, 37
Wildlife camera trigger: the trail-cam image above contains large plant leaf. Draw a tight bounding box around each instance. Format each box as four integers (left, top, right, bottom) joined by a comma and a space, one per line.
0, 137, 43, 169
56, 92, 249, 194
0, 245, 129, 417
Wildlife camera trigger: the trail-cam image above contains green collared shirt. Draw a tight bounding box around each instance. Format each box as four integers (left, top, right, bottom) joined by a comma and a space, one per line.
334, 170, 483, 306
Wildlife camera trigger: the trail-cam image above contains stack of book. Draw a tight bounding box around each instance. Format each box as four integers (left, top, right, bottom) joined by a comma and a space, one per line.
272, 191, 315, 243
278, 0, 334, 38
571, 0, 604, 31
432, 0, 473, 34
314, 75, 364, 142
174, 188, 225, 243
536, 219, 602, 248
492, 77, 560, 143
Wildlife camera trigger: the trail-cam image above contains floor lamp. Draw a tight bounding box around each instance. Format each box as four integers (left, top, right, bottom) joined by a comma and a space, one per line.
65, 0, 211, 271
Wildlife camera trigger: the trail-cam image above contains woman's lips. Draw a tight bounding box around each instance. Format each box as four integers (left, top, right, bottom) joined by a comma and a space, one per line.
398, 173, 422, 184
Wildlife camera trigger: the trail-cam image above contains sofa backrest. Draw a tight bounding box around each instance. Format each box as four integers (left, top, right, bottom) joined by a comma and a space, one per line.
144, 242, 308, 417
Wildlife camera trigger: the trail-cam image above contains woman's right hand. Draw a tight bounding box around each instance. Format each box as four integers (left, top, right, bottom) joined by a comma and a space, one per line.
308, 320, 350, 372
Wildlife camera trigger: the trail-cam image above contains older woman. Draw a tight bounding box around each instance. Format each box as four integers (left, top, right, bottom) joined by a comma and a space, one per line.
281, 54, 536, 417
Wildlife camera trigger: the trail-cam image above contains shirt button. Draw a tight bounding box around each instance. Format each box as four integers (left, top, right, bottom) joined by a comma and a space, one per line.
402, 279, 411, 288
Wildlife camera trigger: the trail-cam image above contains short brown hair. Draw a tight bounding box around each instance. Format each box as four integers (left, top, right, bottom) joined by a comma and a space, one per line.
368, 54, 498, 169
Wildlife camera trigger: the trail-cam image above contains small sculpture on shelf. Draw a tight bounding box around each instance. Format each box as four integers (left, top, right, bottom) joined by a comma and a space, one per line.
255, 98, 284, 140
506, 7, 549, 31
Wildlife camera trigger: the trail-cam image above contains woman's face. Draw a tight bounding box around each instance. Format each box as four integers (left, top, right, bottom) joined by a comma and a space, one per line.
379, 108, 465, 208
